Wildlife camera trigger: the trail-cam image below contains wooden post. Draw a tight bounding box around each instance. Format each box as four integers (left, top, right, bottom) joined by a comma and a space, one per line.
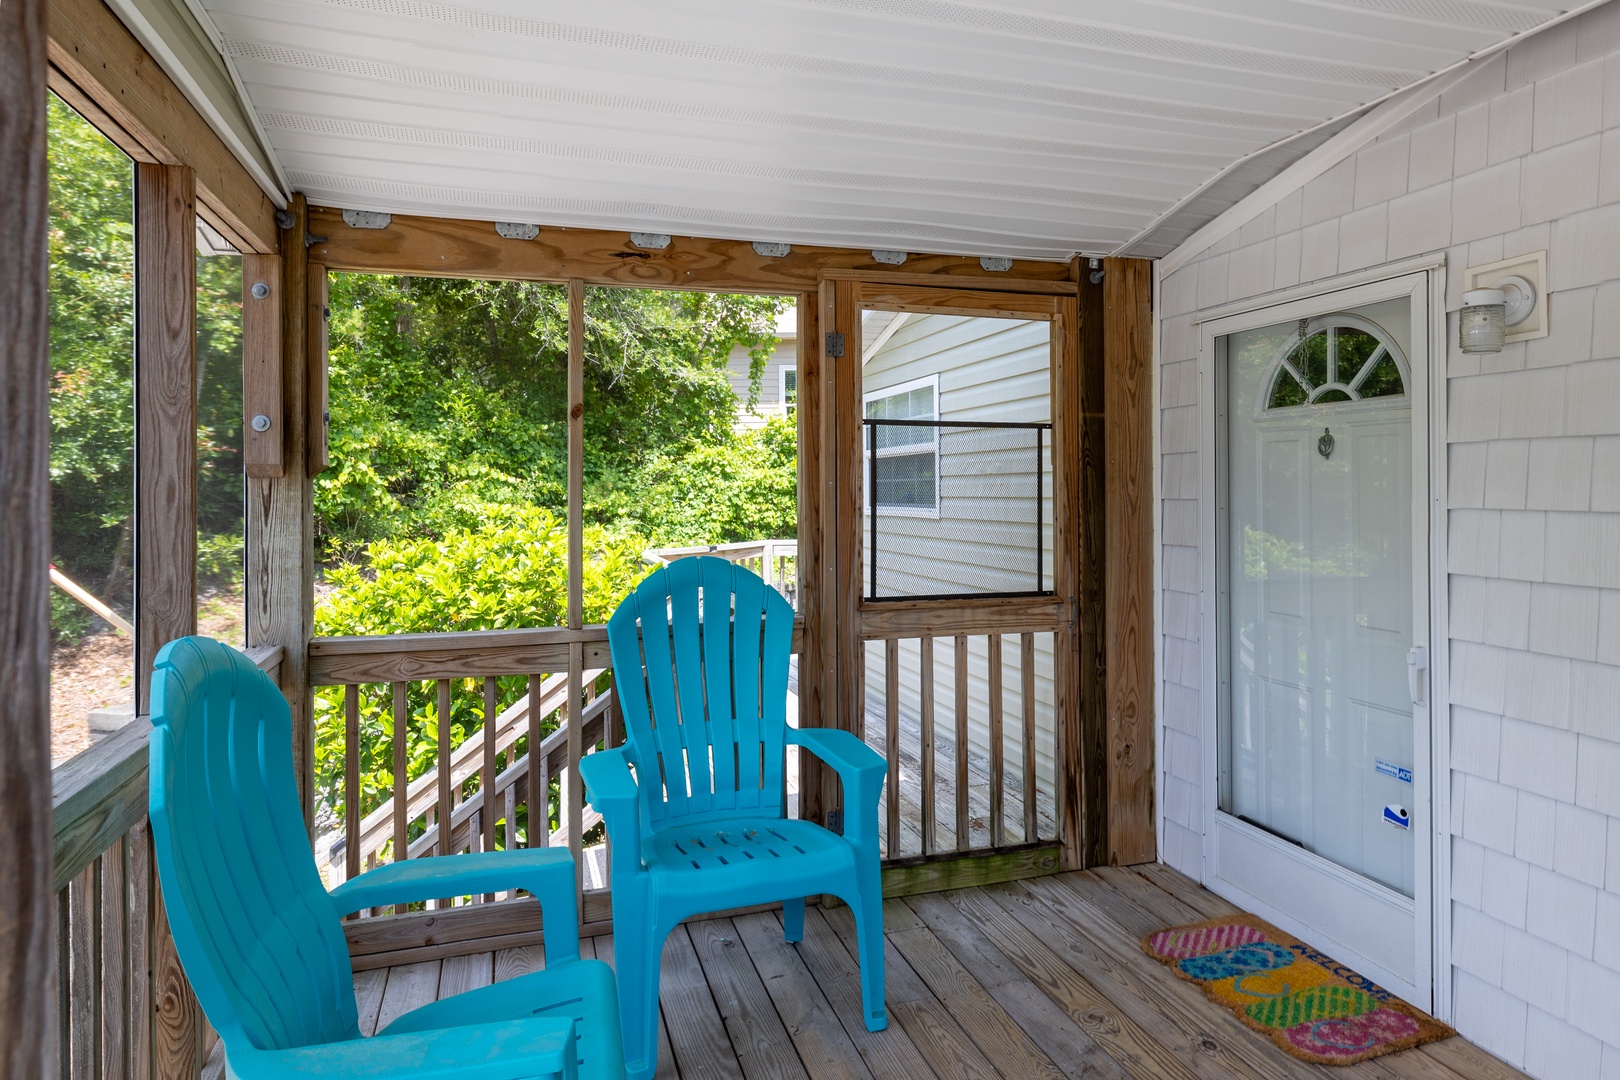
247, 195, 316, 829
0, 0, 58, 1072
134, 160, 205, 1080
241, 255, 283, 477
1102, 257, 1156, 866
134, 163, 198, 708
1075, 262, 1108, 869
796, 292, 826, 829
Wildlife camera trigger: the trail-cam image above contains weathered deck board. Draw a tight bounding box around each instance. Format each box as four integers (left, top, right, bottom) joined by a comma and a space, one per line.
354, 866, 1526, 1080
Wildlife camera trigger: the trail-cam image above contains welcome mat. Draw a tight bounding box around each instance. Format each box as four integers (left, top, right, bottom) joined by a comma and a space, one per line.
1141, 916, 1454, 1065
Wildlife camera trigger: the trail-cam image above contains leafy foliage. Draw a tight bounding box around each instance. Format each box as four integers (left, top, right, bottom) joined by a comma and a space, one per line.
318, 275, 790, 559
47, 93, 245, 643
311, 505, 653, 833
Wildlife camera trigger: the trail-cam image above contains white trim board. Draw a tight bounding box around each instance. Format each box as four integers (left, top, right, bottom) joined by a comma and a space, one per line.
1151, 0, 1615, 278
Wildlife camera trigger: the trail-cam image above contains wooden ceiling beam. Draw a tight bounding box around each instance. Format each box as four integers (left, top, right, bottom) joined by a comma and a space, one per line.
47, 0, 280, 254
307, 207, 1077, 294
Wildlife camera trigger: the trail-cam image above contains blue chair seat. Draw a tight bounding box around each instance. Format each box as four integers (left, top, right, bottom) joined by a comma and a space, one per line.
641, 818, 855, 906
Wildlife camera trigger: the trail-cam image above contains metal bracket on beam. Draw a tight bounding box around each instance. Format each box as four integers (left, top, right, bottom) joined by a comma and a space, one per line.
495, 222, 540, 240
979, 256, 1013, 272
872, 249, 907, 265
630, 232, 671, 249
752, 241, 792, 258
342, 209, 392, 230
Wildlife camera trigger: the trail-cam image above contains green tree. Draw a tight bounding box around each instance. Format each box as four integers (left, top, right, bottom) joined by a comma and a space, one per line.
317, 274, 789, 559
47, 92, 135, 615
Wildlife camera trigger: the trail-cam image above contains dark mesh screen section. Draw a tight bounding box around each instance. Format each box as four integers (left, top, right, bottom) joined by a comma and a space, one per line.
863, 420, 1051, 600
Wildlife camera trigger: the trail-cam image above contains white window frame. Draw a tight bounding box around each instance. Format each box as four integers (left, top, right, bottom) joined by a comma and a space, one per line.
862, 373, 940, 518
779, 365, 797, 414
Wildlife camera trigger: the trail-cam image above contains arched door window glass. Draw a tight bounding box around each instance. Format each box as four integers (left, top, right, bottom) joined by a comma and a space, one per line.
1262, 315, 1407, 412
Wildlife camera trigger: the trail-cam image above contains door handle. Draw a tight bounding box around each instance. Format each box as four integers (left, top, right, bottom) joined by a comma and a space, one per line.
1407, 646, 1428, 706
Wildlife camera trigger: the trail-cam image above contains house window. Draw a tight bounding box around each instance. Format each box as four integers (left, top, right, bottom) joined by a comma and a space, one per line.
780, 366, 797, 413
863, 375, 939, 513
1262, 314, 1406, 411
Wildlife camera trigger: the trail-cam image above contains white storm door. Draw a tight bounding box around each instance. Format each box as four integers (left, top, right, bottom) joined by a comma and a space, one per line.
1203, 272, 1433, 1008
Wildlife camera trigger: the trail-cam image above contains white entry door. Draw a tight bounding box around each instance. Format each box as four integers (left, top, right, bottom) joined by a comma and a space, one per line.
1201, 272, 1433, 1007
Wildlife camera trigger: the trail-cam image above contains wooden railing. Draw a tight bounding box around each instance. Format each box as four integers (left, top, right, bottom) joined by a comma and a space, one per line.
862, 626, 1064, 887
308, 627, 622, 965
644, 539, 798, 608
51, 645, 283, 1080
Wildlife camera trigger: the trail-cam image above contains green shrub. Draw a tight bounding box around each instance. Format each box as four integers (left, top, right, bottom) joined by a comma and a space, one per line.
311, 503, 653, 842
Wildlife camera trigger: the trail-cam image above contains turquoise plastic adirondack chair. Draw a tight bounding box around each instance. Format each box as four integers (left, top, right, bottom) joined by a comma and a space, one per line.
148, 636, 626, 1080
580, 557, 887, 1080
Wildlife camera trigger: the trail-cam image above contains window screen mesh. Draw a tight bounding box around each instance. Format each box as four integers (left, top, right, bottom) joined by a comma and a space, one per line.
863, 420, 1051, 600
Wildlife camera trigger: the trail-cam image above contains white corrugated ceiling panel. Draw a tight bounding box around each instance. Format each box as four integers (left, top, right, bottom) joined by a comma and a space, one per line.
201, 0, 1567, 260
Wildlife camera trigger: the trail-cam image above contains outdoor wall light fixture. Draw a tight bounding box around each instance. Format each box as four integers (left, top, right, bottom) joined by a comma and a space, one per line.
1459, 288, 1507, 353
1459, 276, 1538, 354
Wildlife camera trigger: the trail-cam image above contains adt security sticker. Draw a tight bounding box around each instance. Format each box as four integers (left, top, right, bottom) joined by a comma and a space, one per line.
1375, 758, 1413, 784
1383, 804, 1411, 830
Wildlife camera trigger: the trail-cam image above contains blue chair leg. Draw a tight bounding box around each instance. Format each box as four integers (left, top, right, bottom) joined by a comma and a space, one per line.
783, 897, 805, 943
618, 919, 667, 1080
852, 863, 887, 1031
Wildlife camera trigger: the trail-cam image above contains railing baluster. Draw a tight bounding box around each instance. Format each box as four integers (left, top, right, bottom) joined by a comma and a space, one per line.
128, 823, 151, 1080
955, 634, 969, 853
1022, 632, 1037, 842
68, 864, 96, 1080
988, 634, 1004, 848
57, 886, 70, 1080
920, 635, 935, 857
344, 684, 361, 894
529, 674, 546, 848
391, 681, 409, 914
567, 644, 584, 908
884, 638, 899, 858
483, 676, 499, 901
100, 839, 128, 1080
436, 678, 453, 906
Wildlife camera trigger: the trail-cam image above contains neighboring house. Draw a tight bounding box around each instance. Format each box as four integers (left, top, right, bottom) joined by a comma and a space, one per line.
726, 305, 798, 429
1155, 12, 1620, 1076
860, 308, 1059, 846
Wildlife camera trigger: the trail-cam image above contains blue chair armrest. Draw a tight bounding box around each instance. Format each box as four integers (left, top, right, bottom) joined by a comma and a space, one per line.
788, 728, 886, 848
228, 1016, 578, 1080
579, 747, 642, 859
329, 849, 580, 964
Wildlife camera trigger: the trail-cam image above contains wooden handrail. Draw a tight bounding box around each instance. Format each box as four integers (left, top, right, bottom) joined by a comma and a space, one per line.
310, 621, 807, 685
52, 721, 150, 891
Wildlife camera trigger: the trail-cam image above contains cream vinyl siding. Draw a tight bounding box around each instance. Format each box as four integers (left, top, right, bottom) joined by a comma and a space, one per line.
727, 336, 797, 430
1158, 8, 1620, 1076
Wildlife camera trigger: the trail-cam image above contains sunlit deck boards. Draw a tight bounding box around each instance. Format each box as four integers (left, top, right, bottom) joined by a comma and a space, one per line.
351, 865, 1525, 1080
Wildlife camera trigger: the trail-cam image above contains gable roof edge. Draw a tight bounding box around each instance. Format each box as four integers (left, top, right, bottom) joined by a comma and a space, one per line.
1152, 0, 1614, 278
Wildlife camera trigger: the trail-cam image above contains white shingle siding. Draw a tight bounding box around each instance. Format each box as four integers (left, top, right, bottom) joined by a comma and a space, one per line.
1157, 8, 1620, 1076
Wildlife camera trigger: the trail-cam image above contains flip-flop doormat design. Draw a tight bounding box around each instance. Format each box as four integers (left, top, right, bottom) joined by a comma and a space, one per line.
1141, 916, 1454, 1065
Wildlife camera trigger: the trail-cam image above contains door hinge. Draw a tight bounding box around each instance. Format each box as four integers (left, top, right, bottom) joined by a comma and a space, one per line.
827, 808, 844, 834
825, 332, 845, 358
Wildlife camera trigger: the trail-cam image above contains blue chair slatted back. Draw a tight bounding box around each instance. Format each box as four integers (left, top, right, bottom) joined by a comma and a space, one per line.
148, 637, 360, 1053
607, 557, 794, 832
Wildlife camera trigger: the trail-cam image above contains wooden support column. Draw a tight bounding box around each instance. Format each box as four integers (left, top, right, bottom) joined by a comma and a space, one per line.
134, 160, 205, 1080
134, 163, 198, 704
247, 194, 316, 826
1052, 292, 1085, 870
1075, 261, 1108, 868
796, 292, 826, 830
1102, 257, 1156, 866
0, 0, 58, 1072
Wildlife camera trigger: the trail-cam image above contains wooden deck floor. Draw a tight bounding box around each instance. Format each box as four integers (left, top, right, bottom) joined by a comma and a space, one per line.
355, 864, 1525, 1080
